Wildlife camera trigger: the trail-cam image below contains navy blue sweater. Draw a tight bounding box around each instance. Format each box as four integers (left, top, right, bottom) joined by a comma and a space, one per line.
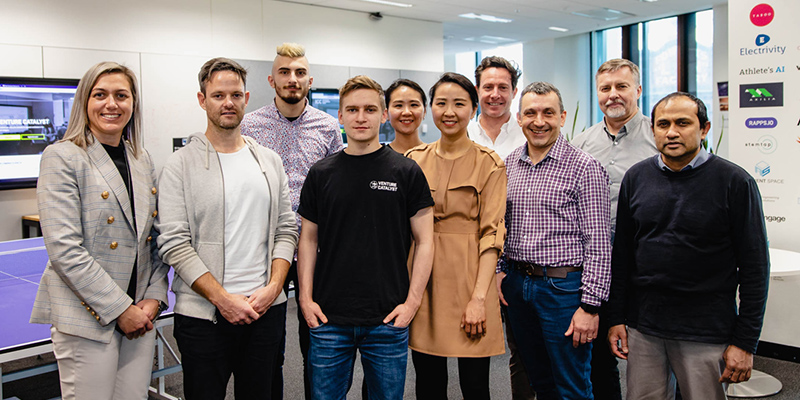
607, 155, 769, 353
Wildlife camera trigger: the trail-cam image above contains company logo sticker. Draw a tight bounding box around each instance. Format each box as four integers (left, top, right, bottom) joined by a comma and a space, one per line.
739, 83, 783, 108
744, 135, 777, 154
762, 196, 779, 203
746, 117, 778, 129
755, 161, 770, 176
739, 66, 784, 75
756, 34, 770, 46
750, 4, 774, 27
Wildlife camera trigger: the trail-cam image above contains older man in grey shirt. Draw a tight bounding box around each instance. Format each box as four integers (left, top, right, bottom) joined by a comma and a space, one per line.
572, 59, 657, 231
571, 58, 657, 400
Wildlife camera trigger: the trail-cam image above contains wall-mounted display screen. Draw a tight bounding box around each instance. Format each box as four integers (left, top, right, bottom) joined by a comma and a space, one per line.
0, 77, 79, 190
308, 88, 395, 145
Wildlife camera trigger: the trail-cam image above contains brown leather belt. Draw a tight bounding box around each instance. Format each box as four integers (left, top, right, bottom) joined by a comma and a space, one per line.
511, 261, 582, 279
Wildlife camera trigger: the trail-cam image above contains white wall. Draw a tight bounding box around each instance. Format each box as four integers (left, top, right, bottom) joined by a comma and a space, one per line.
0, 0, 443, 242
521, 34, 593, 139
0, 0, 443, 71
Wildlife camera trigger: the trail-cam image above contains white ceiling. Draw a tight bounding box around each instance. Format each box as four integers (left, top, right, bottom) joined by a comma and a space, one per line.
277, 0, 726, 54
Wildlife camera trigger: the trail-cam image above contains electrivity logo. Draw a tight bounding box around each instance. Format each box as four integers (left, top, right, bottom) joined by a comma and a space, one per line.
739, 83, 783, 108
750, 4, 774, 27
746, 117, 777, 129
739, 34, 785, 57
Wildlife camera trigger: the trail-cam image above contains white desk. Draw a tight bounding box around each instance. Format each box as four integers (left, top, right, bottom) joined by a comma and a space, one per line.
728, 247, 800, 398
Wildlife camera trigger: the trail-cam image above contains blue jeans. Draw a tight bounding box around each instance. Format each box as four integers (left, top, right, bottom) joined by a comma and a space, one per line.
308, 323, 408, 400
502, 268, 593, 400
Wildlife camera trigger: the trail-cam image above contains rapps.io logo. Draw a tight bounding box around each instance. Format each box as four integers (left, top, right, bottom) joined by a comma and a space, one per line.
745, 117, 777, 129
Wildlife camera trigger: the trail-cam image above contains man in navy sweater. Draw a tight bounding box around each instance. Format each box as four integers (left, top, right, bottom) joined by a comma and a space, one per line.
606, 92, 769, 399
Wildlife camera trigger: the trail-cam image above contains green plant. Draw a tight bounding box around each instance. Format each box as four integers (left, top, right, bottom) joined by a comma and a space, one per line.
568, 100, 585, 141
703, 114, 725, 154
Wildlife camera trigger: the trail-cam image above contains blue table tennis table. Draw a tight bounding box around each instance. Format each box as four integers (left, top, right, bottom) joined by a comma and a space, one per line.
0, 237, 180, 400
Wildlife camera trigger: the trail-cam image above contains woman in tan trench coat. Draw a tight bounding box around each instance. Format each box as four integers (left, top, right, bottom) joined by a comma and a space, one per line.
407, 72, 507, 400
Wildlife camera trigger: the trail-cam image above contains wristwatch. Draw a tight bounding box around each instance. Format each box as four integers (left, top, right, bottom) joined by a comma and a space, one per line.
580, 302, 601, 315
153, 301, 168, 321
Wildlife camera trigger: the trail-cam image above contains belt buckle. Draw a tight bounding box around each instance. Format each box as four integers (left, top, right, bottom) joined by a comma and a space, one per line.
525, 264, 534, 276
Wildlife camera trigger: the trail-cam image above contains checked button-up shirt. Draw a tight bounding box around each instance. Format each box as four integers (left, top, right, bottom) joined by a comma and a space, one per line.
241, 100, 344, 229
501, 134, 612, 306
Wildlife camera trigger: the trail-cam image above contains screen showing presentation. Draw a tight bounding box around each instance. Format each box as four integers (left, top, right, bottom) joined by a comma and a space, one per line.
0, 77, 78, 190
308, 88, 395, 144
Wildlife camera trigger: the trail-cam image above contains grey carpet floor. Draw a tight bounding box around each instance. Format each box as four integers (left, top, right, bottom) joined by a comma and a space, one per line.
3, 298, 799, 399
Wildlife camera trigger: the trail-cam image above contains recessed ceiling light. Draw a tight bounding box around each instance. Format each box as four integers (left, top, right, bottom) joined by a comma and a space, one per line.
549, 26, 569, 32
463, 35, 517, 44
572, 8, 634, 21
459, 13, 512, 24
359, 0, 413, 8
640, 0, 658, 2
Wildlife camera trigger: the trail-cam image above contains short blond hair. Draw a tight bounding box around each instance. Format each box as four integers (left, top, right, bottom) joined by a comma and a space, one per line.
596, 58, 640, 85
276, 43, 306, 58
339, 75, 385, 111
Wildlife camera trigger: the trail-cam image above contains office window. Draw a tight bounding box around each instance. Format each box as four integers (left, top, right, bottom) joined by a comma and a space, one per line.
590, 27, 623, 123
694, 9, 715, 150
588, 10, 713, 127
642, 17, 678, 115
454, 52, 478, 84
479, 43, 525, 115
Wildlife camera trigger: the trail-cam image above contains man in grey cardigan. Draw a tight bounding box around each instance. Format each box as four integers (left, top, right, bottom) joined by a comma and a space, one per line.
157, 58, 298, 400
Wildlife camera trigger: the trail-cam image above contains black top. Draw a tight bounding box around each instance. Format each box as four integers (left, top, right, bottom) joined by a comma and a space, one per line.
101, 141, 137, 302
607, 155, 769, 353
298, 145, 433, 325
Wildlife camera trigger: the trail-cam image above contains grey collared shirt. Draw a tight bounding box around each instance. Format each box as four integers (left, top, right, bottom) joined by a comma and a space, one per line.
571, 111, 658, 230
656, 147, 710, 171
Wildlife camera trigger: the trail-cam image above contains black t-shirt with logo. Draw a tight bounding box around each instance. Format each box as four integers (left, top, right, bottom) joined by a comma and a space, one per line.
298, 145, 433, 325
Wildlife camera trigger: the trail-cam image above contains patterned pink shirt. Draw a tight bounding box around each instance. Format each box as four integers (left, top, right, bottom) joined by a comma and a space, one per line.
501, 135, 612, 305
241, 101, 344, 228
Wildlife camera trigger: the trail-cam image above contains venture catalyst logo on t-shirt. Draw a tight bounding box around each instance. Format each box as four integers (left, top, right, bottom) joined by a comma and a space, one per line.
370, 180, 398, 191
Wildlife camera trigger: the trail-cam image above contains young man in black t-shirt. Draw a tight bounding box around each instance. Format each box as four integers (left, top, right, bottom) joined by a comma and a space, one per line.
297, 75, 434, 400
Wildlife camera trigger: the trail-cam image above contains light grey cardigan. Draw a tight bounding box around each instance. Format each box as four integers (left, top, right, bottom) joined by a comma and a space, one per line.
156, 133, 298, 322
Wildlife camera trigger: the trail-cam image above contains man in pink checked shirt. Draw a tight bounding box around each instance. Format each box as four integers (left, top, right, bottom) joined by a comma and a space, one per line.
240, 42, 343, 400
497, 82, 612, 400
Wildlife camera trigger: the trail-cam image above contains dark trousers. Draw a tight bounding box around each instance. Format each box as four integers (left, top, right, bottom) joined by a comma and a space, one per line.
503, 305, 537, 400
411, 350, 491, 400
174, 302, 287, 400
275, 261, 312, 399
591, 303, 622, 400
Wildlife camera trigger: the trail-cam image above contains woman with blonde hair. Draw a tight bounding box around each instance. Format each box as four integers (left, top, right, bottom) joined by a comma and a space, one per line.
30, 61, 168, 400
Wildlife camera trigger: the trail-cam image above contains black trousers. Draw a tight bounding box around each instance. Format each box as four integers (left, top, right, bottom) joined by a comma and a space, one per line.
275, 261, 312, 399
174, 302, 287, 400
411, 350, 491, 400
591, 303, 622, 400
